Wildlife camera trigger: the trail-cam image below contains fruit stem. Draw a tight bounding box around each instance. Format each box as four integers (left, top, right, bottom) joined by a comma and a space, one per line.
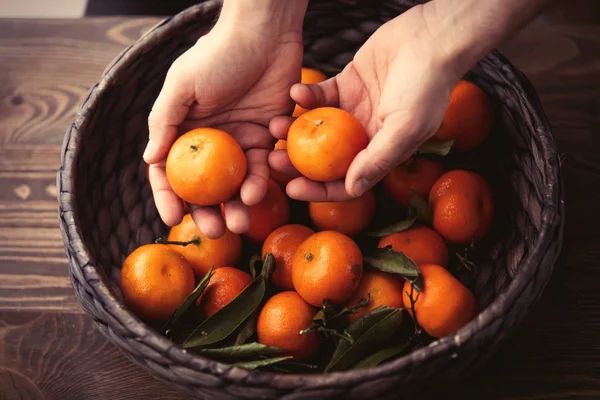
155, 237, 201, 247
190, 145, 199, 151
314, 119, 323, 126
305, 253, 314, 262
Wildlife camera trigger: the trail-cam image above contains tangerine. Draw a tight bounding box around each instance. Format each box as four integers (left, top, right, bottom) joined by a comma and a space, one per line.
402, 264, 477, 338
308, 190, 376, 237
292, 230, 363, 306
262, 224, 315, 291
343, 268, 404, 323
257, 291, 319, 359
378, 225, 449, 267
243, 179, 290, 243
287, 107, 367, 182
167, 213, 242, 278
293, 67, 328, 117
166, 128, 247, 206
431, 80, 492, 151
196, 266, 253, 318
120, 243, 195, 322
382, 158, 446, 206
428, 170, 494, 245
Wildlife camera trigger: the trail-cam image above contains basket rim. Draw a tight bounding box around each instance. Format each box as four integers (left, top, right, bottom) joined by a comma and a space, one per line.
57, 0, 564, 389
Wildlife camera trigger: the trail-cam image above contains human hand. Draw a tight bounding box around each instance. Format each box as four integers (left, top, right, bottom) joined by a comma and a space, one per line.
269, 4, 460, 202
144, 0, 307, 238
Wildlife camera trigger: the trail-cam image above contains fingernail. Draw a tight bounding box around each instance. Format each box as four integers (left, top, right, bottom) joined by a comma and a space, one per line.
143, 140, 154, 161
353, 179, 370, 197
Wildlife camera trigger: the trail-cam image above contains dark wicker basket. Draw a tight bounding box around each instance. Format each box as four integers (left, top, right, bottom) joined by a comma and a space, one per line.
57, 0, 564, 398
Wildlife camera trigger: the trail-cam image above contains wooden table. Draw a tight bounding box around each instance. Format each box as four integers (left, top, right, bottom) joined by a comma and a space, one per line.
1, 6, 599, 400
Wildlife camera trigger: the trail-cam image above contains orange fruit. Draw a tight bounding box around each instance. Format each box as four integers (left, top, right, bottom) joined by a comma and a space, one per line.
382, 158, 446, 206
428, 170, 494, 245
402, 264, 477, 338
293, 67, 328, 117
257, 291, 319, 359
270, 139, 294, 187
308, 190, 376, 237
343, 268, 404, 323
166, 128, 247, 206
196, 266, 253, 318
167, 213, 242, 278
120, 244, 195, 322
377, 225, 449, 267
432, 80, 492, 151
262, 224, 315, 290
287, 107, 367, 182
292, 230, 363, 306
244, 179, 290, 243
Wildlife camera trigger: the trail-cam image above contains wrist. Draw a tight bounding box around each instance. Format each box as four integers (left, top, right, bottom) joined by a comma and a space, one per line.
218, 0, 309, 38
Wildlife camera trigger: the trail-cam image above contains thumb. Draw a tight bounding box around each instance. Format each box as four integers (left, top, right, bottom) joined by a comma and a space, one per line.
345, 112, 424, 197
290, 76, 340, 109
144, 61, 194, 164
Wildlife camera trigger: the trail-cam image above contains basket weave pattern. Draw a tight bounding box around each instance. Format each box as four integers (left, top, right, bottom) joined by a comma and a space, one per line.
57, 0, 564, 398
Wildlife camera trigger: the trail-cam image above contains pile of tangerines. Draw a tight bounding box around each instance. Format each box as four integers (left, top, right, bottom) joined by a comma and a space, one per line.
120, 68, 494, 371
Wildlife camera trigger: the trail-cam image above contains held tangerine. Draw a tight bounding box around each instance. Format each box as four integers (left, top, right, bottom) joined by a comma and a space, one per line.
403, 264, 477, 338
243, 179, 290, 243
166, 128, 247, 206
308, 190, 376, 237
432, 80, 492, 151
428, 170, 494, 245
378, 225, 449, 267
382, 158, 446, 206
287, 107, 367, 182
257, 291, 320, 359
293, 67, 328, 117
343, 268, 404, 323
292, 230, 363, 306
196, 266, 253, 318
262, 224, 315, 290
167, 213, 242, 278
120, 244, 195, 322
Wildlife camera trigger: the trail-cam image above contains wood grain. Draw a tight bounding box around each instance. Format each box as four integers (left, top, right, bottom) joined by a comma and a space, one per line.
0, 8, 599, 400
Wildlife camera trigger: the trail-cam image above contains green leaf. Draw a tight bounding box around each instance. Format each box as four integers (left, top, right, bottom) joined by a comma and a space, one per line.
233, 356, 293, 370
326, 306, 404, 372
367, 210, 419, 237
417, 139, 455, 156
409, 191, 433, 226
248, 254, 261, 279
364, 247, 423, 292
351, 342, 411, 369
234, 254, 276, 345
195, 343, 283, 361
160, 265, 214, 335
183, 276, 266, 349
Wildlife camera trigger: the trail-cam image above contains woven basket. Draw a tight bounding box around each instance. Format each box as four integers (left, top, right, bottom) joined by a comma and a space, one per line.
57, 0, 564, 398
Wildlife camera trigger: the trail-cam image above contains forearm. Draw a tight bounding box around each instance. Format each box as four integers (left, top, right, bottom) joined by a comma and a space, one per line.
424, 0, 554, 80
218, 0, 309, 34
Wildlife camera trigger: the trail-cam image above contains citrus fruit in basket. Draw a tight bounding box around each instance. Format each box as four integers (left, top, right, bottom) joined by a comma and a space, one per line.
403, 264, 477, 338
429, 170, 494, 245
382, 157, 446, 206
270, 139, 294, 187
262, 224, 315, 291
165, 127, 247, 206
292, 230, 363, 306
166, 213, 242, 278
243, 179, 290, 243
431, 79, 492, 151
257, 291, 320, 359
293, 67, 328, 117
343, 268, 404, 323
377, 225, 449, 267
287, 107, 368, 182
308, 189, 376, 237
120, 244, 195, 322
196, 266, 253, 318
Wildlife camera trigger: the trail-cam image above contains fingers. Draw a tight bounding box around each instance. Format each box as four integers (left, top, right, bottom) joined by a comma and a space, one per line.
268, 149, 301, 178
345, 111, 424, 197
290, 77, 340, 110
189, 204, 226, 239
269, 116, 295, 140
221, 197, 252, 234
240, 148, 270, 206
148, 162, 185, 227
286, 178, 352, 202
145, 61, 194, 164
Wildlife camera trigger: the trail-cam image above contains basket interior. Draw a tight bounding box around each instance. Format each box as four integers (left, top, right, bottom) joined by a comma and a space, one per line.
72, 0, 549, 331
